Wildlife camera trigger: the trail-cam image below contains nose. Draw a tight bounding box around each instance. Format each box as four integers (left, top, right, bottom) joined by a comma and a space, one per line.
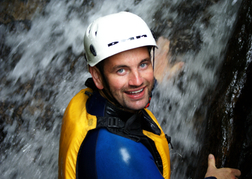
128, 69, 144, 87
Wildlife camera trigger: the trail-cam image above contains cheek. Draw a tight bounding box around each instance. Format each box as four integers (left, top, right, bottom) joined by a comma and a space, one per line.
143, 70, 154, 82
107, 76, 127, 91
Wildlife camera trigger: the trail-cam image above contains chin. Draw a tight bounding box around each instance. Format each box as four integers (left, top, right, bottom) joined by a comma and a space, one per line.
127, 101, 149, 111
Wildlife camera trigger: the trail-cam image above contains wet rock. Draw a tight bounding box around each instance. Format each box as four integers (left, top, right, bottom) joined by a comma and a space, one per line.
151, 0, 219, 55
0, 0, 48, 84
195, 0, 252, 178
0, 100, 27, 155
0, 0, 47, 24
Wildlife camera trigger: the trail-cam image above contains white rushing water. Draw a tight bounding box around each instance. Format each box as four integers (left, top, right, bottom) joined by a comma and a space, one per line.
0, 0, 241, 178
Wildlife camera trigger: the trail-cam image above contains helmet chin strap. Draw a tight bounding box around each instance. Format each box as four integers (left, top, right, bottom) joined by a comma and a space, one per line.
152, 47, 155, 71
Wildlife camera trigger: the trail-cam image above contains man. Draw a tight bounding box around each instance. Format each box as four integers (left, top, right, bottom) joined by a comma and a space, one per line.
58, 12, 241, 179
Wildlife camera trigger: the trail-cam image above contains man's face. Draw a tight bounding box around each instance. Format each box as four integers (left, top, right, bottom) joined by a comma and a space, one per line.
102, 47, 154, 111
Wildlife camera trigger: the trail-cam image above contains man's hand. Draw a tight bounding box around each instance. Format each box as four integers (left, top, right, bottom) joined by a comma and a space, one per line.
205, 154, 241, 179
154, 36, 184, 83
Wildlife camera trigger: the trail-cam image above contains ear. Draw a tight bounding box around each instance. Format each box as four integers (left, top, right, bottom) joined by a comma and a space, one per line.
89, 66, 104, 89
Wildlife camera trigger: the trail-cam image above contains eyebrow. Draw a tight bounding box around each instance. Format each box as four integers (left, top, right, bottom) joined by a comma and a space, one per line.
110, 64, 127, 73
141, 57, 151, 63
110, 58, 151, 72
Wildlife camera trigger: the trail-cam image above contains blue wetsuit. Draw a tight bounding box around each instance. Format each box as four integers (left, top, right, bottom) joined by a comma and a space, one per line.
77, 128, 164, 179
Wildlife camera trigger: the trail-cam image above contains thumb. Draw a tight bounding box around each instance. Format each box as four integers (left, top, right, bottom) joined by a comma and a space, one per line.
208, 154, 217, 170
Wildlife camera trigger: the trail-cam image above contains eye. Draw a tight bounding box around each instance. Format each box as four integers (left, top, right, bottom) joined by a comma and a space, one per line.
117, 68, 125, 74
140, 63, 147, 69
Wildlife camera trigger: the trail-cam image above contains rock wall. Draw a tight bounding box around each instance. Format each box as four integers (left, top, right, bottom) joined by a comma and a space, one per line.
195, 0, 252, 178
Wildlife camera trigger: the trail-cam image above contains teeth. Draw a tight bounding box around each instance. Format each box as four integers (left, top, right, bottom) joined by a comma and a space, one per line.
130, 88, 143, 94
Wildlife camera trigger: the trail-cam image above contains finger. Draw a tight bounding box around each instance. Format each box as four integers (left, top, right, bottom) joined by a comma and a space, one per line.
208, 154, 217, 169
156, 37, 170, 53
166, 62, 184, 79
232, 168, 241, 177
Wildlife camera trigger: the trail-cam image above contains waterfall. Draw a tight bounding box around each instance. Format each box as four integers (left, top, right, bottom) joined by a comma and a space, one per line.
0, 0, 242, 178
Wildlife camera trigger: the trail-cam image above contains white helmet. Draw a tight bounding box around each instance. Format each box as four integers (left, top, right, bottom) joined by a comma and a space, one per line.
84, 11, 157, 67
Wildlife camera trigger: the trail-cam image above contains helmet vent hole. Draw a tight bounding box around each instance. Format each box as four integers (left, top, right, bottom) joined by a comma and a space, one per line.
95, 31, 97, 36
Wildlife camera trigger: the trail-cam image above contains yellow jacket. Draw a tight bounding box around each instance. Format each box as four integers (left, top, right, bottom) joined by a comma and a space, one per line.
58, 88, 170, 179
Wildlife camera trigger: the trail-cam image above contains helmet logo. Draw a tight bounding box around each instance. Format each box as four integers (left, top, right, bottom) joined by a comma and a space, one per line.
136, 34, 147, 39
107, 34, 147, 47
108, 41, 119, 47
90, 44, 97, 56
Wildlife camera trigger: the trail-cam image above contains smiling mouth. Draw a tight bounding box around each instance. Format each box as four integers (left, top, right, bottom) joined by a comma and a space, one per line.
126, 88, 144, 94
